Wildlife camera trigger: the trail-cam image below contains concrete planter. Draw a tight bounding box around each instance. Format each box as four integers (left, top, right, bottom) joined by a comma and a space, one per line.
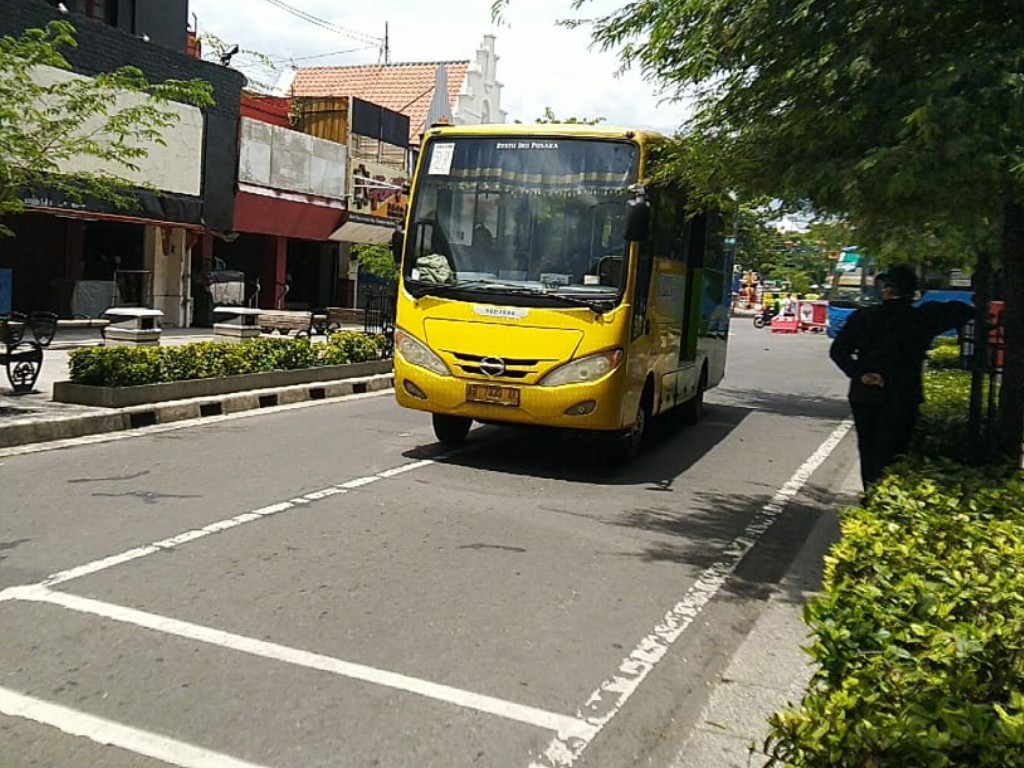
53, 359, 393, 408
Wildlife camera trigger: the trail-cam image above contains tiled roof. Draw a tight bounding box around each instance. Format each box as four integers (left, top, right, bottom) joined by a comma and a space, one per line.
290, 61, 470, 145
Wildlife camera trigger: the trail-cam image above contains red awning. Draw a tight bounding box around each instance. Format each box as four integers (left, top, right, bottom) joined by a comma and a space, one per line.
233, 190, 346, 241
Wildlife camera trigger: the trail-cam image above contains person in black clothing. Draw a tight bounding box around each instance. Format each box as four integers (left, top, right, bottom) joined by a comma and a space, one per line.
829, 265, 974, 489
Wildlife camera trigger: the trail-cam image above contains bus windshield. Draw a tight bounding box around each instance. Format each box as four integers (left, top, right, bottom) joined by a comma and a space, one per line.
828, 249, 880, 307
403, 137, 639, 304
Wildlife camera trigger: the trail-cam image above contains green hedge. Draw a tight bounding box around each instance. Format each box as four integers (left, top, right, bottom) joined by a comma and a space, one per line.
68, 331, 388, 387
763, 371, 1023, 767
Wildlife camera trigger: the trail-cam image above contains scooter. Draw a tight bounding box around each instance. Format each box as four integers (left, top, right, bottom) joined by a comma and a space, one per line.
753, 305, 778, 329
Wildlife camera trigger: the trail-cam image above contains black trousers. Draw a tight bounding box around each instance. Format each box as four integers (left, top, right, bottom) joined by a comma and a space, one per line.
850, 399, 919, 488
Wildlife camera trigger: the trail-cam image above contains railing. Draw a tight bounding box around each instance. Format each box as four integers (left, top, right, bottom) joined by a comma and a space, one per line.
361, 285, 396, 358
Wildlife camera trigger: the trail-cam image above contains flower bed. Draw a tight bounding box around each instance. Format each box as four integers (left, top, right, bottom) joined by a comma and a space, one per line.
68, 331, 387, 387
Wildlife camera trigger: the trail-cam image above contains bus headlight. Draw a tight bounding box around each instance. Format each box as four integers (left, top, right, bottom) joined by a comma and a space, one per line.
539, 349, 624, 387
395, 328, 450, 377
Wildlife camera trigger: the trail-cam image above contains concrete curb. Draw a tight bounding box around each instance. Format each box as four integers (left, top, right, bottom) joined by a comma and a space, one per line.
0, 373, 395, 449
670, 463, 861, 768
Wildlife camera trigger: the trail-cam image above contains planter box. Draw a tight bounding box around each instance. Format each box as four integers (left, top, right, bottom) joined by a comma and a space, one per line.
53, 359, 393, 408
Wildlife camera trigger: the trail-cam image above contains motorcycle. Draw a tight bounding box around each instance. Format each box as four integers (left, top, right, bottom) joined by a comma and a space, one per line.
753, 305, 778, 329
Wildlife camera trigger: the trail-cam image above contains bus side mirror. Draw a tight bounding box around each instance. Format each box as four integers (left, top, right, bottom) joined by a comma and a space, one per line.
391, 229, 404, 263
624, 192, 650, 242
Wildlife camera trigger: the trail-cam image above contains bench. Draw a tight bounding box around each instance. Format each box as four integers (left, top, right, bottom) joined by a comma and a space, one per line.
212, 306, 262, 342
323, 306, 363, 332
258, 309, 315, 338
101, 307, 163, 346
0, 311, 57, 394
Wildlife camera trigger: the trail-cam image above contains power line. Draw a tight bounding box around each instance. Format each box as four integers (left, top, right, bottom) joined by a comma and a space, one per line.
255, 0, 381, 46
267, 45, 377, 65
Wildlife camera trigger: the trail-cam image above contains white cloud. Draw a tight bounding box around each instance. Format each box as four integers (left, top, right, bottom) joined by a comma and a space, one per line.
187, 0, 691, 134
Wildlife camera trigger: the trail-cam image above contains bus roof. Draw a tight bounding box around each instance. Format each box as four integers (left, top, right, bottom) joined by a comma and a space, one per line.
421, 122, 667, 143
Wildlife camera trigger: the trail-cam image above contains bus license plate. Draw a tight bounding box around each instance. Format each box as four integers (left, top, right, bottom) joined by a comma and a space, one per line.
466, 383, 520, 407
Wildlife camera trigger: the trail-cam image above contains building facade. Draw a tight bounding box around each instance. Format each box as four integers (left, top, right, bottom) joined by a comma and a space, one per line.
0, 0, 243, 325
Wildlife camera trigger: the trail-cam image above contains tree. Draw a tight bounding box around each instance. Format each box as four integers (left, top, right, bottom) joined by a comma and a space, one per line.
353, 243, 397, 284
495, 0, 1023, 461
531, 106, 605, 125
0, 20, 215, 237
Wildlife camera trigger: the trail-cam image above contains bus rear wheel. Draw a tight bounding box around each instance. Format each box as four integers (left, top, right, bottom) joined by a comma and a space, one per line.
680, 370, 707, 425
432, 414, 472, 446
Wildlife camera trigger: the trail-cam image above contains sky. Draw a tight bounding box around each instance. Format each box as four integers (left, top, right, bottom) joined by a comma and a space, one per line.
186, 0, 692, 135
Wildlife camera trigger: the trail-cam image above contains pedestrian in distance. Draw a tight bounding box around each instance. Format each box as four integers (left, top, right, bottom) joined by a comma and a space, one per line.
829, 265, 974, 490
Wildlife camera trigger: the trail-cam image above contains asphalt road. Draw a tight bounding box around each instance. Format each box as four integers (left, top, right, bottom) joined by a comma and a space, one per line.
0, 321, 857, 768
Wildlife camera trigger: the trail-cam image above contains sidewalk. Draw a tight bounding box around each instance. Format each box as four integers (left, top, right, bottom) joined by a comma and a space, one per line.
671, 462, 860, 767
0, 325, 384, 450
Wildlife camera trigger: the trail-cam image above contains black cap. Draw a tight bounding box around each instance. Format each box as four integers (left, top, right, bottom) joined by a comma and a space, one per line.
877, 265, 918, 298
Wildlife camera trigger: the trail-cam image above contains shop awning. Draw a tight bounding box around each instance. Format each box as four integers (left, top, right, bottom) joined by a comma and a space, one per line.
329, 211, 401, 245
21, 186, 205, 228
234, 185, 347, 241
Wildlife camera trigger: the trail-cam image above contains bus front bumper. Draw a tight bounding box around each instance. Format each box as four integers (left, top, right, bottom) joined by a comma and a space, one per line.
394, 363, 628, 432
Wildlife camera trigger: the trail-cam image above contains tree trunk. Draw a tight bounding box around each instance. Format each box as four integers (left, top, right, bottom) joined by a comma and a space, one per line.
998, 197, 1024, 464
969, 248, 992, 459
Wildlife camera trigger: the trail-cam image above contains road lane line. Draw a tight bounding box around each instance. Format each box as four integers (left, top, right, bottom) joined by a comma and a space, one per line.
528, 419, 854, 768
8, 586, 595, 741
0, 388, 393, 459
0, 464, 428, 593
0, 684, 271, 768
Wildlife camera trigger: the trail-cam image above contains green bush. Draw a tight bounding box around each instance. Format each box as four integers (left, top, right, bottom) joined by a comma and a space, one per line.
764, 464, 1024, 767
68, 331, 386, 387
927, 343, 963, 369
763, 370, 1024, 767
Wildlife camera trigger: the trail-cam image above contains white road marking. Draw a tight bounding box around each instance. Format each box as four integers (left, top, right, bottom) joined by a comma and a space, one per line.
0, 388, 392, 459
527, 419, 854, 768
7, 585, 594, 741
0, 685, 272, 768
1, 464, 418, 591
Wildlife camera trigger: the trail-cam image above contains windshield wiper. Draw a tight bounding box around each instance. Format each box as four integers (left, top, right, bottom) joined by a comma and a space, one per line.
410, 279, 540, 298
409, 279, 614, 314
542, 292, 616, 314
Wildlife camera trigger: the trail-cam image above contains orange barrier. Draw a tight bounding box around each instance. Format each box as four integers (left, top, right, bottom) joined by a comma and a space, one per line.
798, 300, 828, 333
771, 315, 800, 334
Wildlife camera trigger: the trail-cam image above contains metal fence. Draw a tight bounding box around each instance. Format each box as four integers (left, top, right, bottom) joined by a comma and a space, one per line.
361, 284, 396, 358
959, 308, 1006, 457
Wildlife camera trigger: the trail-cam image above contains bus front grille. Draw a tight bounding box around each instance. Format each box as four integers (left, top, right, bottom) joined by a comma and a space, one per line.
450, 352, 542, 380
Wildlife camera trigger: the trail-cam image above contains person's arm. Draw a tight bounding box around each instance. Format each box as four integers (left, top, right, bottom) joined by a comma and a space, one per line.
829, 311, 864, 379
919, 300, 975, 337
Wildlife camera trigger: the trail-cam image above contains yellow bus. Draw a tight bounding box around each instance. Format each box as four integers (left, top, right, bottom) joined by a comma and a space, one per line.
390, 123, 732, 461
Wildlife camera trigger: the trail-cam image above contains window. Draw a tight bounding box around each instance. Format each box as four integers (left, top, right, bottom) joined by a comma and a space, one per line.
54, 0, 116, 25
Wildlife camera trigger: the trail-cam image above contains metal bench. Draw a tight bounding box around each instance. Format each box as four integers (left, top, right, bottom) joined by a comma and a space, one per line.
0, 311, 57, 394
322, 306, 364, 332
257, 309, 315, 338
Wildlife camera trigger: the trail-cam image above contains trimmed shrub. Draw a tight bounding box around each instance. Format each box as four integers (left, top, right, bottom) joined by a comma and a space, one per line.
763, 368, 1023, 767
68, 331, 386, 387
764, 464, 1024, 767
927, 343, 963, 369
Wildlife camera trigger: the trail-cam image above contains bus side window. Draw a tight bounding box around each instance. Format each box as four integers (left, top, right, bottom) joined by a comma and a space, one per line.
632, 245, 654, 339
650, 185, 687, 261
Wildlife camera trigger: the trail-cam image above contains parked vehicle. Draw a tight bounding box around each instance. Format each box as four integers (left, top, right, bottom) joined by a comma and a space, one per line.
390, 123, 734, 461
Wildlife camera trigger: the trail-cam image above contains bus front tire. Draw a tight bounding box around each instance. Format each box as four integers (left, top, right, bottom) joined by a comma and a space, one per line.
432, 414, 472, 446
612, 398, 650, 464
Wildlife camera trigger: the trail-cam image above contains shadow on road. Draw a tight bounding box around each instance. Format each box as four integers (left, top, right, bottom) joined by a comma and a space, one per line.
403, 402, 752, 486
611, 482, 849, 605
